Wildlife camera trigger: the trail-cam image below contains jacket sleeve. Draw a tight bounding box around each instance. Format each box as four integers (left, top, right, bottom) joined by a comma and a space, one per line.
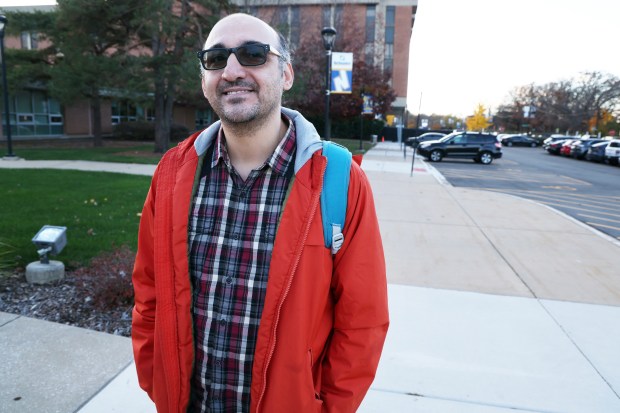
131, 169, 159, 400
320, 162, 389, 412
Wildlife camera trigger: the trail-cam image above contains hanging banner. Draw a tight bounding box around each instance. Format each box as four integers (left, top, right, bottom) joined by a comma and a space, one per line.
331, 52, 353, 94
362, 94, 374, 115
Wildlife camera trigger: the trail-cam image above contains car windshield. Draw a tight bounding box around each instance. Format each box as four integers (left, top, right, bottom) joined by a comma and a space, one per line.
438, 132, 462, 142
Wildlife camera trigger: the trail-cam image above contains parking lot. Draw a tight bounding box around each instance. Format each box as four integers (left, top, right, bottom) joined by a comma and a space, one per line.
427, 145, 620, 240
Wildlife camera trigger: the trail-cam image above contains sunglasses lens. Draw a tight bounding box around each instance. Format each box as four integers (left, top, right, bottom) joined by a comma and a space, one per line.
200, 44, 272, 70
236, 45, 268, 66
204, 49, 230, 70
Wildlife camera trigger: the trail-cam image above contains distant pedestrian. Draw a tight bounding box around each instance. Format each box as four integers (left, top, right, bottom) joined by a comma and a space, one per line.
131, 13, 388, 413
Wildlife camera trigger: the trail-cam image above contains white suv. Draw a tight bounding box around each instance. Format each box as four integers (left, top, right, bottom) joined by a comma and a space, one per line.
605, 139, 620, 165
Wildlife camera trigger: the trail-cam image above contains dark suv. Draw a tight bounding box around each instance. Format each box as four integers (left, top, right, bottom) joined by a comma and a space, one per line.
417, 132, 502, 164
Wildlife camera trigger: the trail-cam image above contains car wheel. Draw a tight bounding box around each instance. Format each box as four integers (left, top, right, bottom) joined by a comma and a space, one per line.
429, 150, 443, 162
531, 142, 537, 147
478, 151, 493, 165
507, 142, 513, 147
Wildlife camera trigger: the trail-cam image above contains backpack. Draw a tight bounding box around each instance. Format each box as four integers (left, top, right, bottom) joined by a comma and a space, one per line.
199, 139, 353, 255
320, 141, 352, 255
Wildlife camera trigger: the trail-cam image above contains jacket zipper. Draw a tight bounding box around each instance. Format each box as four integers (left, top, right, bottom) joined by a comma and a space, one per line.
255, 161, 326, 412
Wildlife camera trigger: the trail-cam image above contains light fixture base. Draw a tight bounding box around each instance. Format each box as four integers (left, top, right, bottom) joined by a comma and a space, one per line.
25, 260, 65, 284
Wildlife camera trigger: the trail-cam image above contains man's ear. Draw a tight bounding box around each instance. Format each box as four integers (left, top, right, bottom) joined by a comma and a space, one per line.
282, 62, 294, 91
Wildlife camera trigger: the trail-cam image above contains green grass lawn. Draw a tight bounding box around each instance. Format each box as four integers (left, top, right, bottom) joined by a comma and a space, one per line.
13, 143, 163, 164
333, 138, 375, 154
0, 169, 151, 269
11, 138, 372, 164
1, 137, 374, 271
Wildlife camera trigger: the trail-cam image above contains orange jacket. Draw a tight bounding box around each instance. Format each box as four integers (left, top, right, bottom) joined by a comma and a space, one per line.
132, 109, 389, 413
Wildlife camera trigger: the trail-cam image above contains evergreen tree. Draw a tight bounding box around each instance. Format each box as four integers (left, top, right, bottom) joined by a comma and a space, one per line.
131, 0, 230, 153
49, 0, 141, 146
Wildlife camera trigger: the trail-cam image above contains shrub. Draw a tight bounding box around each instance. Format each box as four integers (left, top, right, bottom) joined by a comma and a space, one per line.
72, 245, 135, 311
0, 239, 20, 273
113, 121, 190, 142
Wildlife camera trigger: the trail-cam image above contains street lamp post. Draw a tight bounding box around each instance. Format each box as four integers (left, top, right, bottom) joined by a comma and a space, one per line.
0, 15, 15, 158
321, 27, 336, 141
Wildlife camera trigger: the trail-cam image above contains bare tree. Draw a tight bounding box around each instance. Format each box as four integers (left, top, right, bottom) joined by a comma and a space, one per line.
498, 71, 620, 134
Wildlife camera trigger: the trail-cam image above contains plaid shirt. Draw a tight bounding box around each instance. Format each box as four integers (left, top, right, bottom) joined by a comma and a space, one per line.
188, 119, 296, 413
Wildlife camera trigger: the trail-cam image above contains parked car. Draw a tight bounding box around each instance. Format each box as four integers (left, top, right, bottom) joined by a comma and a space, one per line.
585, 141, 610, 163
416, 131, 502, 164
501, 134, 538, 147
543, 135, 573, 151
560, 140, 579, 156
570, 139, 606, 159
605, 139, 620, 165
546, 139, 570, 155
406, 132, 447, 148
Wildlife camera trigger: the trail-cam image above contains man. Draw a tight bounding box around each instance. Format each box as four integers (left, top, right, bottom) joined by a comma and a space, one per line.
132, 13, 388, 413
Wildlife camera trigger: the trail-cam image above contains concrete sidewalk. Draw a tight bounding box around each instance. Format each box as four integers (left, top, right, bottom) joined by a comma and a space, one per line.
1, 142, 619, 412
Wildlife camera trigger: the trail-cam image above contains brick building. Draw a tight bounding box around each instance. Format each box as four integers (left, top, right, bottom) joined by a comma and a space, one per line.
0, 1, 416, 141
236, 0, 416, 124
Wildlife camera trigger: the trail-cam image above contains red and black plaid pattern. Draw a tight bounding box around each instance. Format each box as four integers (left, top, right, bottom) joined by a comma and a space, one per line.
188, 120, 296, 413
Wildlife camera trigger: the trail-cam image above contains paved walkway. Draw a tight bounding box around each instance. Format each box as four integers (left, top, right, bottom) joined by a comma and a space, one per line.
1, 142, 619, 412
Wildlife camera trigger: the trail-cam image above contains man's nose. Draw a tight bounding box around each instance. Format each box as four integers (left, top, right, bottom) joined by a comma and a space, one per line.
221, 52, 246, 80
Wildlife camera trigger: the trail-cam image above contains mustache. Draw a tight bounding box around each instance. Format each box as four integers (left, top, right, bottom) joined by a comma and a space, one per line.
217, 80, 257, 94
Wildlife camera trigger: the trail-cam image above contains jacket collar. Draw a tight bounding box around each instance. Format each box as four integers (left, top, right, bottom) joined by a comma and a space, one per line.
193, 107, 323, 174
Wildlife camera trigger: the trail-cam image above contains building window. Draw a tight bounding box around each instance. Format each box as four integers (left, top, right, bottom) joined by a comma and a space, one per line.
365, 43, 374, 66
290, 6, 300, 49
277, 6, 288, 33
195, 109, 213, 130
111, 101, 153, 124
384, 43, 393, 72
323, 6, 331, 28
2, 90, 63, 137
365, 5, 376, 66
111, 100, 139, 124
384, 6, 395, 72
365, 5, 376, 43
334, 4, 343, 38
20, 31, 38, 50
385, 6, 395, 43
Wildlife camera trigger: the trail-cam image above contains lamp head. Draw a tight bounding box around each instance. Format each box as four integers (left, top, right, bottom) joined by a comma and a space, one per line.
0, 15, 7, 36
321, 27, 337, 51
32, 225, 67, 256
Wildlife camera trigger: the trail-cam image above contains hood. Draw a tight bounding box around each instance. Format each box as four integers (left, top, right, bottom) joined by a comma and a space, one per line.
193, 107, 324, 174
419, 139, 443, 147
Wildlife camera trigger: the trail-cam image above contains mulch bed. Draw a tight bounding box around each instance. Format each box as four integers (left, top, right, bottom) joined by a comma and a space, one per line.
0, 246, 136, 337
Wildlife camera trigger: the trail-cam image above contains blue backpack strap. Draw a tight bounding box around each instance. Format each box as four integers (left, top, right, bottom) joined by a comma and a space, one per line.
321, 141, 352, 254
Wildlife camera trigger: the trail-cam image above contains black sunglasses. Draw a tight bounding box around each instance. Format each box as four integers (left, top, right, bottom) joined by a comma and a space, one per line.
197, 43, 282, 70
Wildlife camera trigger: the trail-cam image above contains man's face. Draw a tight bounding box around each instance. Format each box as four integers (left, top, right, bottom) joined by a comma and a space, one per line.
201, 15, 294, 126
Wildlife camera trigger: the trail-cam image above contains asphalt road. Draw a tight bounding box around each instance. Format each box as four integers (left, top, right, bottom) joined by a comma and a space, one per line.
427, 146, 620, 240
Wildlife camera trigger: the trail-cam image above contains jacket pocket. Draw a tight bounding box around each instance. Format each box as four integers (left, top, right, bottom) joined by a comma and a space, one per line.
308, 348, 324, 410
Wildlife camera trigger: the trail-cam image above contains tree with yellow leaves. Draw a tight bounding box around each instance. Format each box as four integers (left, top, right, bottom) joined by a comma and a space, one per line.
466, 104, 491, 131
588, 109, 614, 133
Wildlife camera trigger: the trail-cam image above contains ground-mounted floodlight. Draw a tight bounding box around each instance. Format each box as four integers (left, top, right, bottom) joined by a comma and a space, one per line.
26, 225, 67, 284
32, 225, 67, 263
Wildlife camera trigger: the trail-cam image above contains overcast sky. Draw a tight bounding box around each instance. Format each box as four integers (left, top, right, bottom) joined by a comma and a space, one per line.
408, 0, 620, 117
